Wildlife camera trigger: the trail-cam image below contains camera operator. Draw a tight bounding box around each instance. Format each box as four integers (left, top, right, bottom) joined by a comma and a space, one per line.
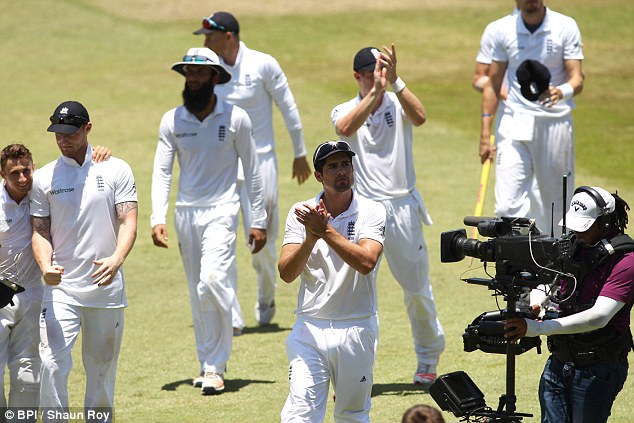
505, 186, 633, 423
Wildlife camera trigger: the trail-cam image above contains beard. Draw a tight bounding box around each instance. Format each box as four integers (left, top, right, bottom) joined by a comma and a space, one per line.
182, 80, 215, 114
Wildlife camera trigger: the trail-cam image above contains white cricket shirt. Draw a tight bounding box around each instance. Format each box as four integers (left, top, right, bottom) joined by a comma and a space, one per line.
151, 101, 266, 229
215, 41, 306, 158
491, 8, 584, 117
30, 146, 137, 308
331, 92, 416, 201
0, 188, 41, 289
282, 191, 386, 320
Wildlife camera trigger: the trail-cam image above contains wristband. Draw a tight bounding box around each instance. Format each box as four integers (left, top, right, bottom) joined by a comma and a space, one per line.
391, 77, 406, 93
482, 113, 493, 118
557, 83, 574, 101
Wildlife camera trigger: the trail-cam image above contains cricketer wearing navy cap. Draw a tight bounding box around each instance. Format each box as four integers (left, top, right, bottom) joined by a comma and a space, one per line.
193, 11, 240, 35
312, 140, 356, 171
47, 101, 90, 134
353, 47, 381, 72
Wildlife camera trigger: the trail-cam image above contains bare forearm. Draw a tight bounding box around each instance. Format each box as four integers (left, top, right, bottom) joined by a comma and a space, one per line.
395, 88, 426, 126
335, 90, 381, 136
279, 240, 316, 283
31, 217, 53, 272
114, 202, 138, 265
322, 228, 380, 275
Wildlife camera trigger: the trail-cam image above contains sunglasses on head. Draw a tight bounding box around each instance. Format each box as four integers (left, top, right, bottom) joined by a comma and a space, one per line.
202, 17, 230, 32
313, 141, 352, 162
49, 115, 88, 126
182, 54, 214, 64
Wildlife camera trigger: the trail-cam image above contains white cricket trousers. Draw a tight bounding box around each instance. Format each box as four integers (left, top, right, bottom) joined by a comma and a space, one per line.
175, 204, 239, 375
495, 113, 575, 232
0, 286, 43, 417
281, 315, 378, 423
39, 302, 123, 422
380, 193, 445, 365
233, 151, 279, 327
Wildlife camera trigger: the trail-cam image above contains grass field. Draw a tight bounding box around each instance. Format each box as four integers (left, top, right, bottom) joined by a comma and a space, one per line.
1, 0, 633, 422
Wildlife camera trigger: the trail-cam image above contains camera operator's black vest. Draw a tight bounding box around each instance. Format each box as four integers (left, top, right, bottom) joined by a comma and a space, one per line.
548, 234, 634, 365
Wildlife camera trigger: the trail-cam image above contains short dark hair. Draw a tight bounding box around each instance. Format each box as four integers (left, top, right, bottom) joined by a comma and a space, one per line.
1, 144, 33, 171
401, 404, 445, 423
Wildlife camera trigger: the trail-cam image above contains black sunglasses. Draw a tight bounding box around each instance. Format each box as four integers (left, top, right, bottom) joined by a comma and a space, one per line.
49, 115, 88, 126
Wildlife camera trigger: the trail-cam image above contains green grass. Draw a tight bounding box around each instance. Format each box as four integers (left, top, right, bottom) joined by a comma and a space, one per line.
1, 0, 633, 422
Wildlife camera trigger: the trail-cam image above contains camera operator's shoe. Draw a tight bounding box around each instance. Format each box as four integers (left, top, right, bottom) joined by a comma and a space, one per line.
414, 364, 437, 387
201, 371, 225, 395
255, 300, 276, 325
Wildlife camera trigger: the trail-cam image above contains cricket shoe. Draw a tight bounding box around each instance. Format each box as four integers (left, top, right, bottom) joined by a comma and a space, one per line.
201, 371, 225, 395
255, 300, 276, 325
192, 371, 204, 388
413, 364, 437, 388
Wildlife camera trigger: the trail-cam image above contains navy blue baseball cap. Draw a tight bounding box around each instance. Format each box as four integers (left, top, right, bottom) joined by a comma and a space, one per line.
353, 47, 381, 72
516, 60, 551, 101
47, 101, 90, 134
313, 140, 356, 168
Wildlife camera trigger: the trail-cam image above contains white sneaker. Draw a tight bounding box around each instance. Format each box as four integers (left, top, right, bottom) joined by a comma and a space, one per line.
201, 371, 225, 395
255, 300, 276, 325
413, 364, 437, 387
192, 371, 204, 388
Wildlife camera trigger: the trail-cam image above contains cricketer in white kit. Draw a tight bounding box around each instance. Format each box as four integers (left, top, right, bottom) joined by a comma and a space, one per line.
0, 144, 42, 420
151, 47, 267, 394
194, 11, 311, 328
31, 100, 138, 422
279, 140, 385, 422
482, 0, 584, 231
332, 45, 445, 386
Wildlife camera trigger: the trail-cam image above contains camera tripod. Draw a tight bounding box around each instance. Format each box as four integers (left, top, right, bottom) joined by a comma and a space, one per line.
468, 279, 534, 422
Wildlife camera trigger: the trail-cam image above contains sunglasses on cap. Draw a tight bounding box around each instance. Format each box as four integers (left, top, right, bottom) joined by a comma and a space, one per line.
313, 141, 355, 166
182, 54, 215, 64
202, 17, 230, 32
49, 115, 89, 126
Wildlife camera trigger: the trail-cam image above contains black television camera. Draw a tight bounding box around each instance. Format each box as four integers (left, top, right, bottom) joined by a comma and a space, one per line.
431, 217, 573, 422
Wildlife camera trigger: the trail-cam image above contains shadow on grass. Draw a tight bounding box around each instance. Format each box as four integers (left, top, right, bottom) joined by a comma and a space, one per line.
241, 323, 291, 335
371, 383, 430, 397
161, 378, 275, 392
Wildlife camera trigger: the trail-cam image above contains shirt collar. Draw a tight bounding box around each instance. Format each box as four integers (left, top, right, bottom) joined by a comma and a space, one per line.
177, 100, 226, 123
517, 7, 552, 35
314, 190, 359, 220
1, 183, 29, 206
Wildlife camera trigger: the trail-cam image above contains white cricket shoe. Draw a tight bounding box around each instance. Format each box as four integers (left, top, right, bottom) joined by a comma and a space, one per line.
413, 364, 437, 387
201, 371, 225, 395
255, 300, 276, 325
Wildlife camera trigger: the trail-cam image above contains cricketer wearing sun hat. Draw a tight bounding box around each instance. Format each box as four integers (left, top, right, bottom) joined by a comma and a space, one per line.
47, 101, 90, 134
171, 47, 232, 84
151, 46, 266, 395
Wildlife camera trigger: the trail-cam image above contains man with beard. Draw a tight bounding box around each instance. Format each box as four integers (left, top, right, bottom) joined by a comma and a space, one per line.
151, 47, 266, 395
279, 140, 385, 422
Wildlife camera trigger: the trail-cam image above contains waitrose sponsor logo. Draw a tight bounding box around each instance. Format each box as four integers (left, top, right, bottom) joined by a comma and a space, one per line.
51, 187, 75, 195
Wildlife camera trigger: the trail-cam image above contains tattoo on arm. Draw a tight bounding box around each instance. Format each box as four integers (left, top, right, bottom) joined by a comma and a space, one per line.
31, 216, 52, 239
116, 201, 138, 219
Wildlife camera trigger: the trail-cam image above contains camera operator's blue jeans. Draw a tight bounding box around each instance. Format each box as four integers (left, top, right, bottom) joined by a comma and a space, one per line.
539, 356, 628, 423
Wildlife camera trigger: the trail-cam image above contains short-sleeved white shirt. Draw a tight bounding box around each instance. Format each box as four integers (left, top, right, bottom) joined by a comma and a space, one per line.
331, 92, 415, 201
491, 8, 584, 116
282, 191, 386, 320
150, 101, 266, 228
0, 188, 40, 289
30, 146, 137, 308
215, 42, 305, 158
